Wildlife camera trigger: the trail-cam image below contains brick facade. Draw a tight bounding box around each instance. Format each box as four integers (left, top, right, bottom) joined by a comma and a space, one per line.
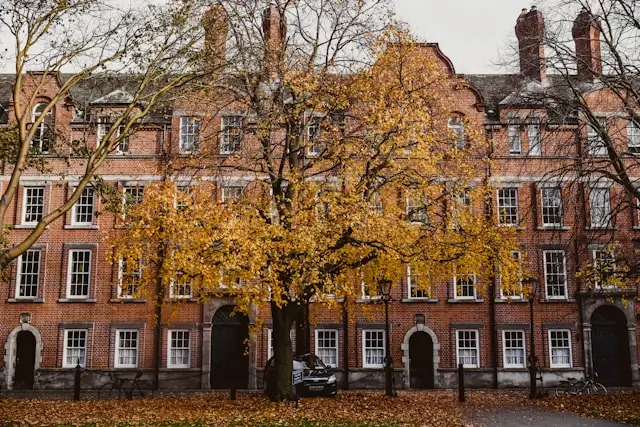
0, 6, 638, 391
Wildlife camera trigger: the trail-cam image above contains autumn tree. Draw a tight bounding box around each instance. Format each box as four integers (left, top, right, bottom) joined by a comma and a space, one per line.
113, 0, 521, 399
0, 0, 222, 270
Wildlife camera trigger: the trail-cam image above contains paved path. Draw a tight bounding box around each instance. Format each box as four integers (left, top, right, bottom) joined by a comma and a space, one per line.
467, 407, 627, 427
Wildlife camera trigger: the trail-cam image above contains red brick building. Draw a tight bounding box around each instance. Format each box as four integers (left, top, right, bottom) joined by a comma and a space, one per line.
0, 6, 638, 391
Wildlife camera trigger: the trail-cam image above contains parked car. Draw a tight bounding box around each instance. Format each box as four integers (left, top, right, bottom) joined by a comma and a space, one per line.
264, 353, 338, 397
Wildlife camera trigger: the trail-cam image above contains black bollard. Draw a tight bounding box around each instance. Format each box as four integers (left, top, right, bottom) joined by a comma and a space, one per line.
458, 363, 465, 403
73, 360, 81, 401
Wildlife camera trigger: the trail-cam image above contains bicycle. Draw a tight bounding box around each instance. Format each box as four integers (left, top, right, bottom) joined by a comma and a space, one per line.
554, 377, 584, 396
581, 372, 607, 395
98, 371, 152, 400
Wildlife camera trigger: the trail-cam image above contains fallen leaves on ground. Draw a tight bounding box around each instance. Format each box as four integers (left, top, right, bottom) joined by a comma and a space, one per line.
537, 391, 640, 426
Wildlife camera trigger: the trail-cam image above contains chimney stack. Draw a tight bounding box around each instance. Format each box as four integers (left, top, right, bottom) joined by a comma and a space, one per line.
572, 7, 602, 80
202, 3, 228, 70
515, 6, 546, 82
262, 1, 287, 75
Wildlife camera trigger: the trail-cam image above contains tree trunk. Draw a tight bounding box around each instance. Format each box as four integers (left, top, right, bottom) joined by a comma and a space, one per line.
295, 303, 310, 355
269, 301, 298, 401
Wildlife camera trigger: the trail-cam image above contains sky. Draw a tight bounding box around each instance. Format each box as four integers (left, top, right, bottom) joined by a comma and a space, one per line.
393, 0, 534, 74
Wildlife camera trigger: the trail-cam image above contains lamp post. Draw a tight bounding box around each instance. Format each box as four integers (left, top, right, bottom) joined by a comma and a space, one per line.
523, 277, 539, 399
379, 279, 394, 397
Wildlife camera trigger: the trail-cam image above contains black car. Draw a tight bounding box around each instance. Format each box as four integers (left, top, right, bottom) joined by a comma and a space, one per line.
264, 353, 338, 397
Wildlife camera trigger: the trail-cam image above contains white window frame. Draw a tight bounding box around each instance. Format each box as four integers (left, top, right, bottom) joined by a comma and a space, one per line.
167, 329, 191, 369
502, 330, 525, 369
500, 251, 523, 299
587, 117, 607, 156
63, 329, 88, 368
406, 193, 428, 224
22, 186, 45, 225
71, 186, 95, 226
453, 272, 477, 300
408, 266, 430, 299
66, 249, 92, 299
548, 329, 572, 368
97, 116, 111, 145
589, 187, 611, 228
179, 116, 200, 153
118, 258, 142, 299
540, 187, 563, 227
220, 116, 243, 154
627, 119, 640, 153
543, 250, 567, 299
528, 117, 541, 155
306, 115, 326, 157
497, 188, 518, 226
456, 329, 479, 368
267, 328, 273, 360
32, 102, 52, 153
508, 118, 521, 155
170, 274, 193, 299
123, 186, 144, 219
592, 248, 616, 289
448, 117, 465, 149
16, 249, 41, 299
221, 185, 244, 202
362, 329, 385, 368
315, 329, 338, 368
114, 329, 139, 368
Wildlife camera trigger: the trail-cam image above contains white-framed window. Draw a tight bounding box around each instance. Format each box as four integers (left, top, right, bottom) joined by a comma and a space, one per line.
361, 279, 380, 300
548, 329, 572, 368
451, 189, 472, 227
118, 259, 142, 298
72, 187, 94, 225
123, 186, 144, 218
115, 125, 129, 154
16, 249, 41, 298
63, 329, 87, 368
179, 116, 200, 152
502, 330, 525, 368
627, 119, 640, 153
170, 273, 193, 299
32, 102, 52, 152
408, 266, 430, 299
267, 329, 273, 360
115, 329, 138, 368
541, 187, 562, 226
167, 330, 190, 368
306, 117, 325, 156
497, 188, 518, 226
456, 329, 479, 368
454, 272, 477, 300
362, 329, 385, 368
22, 187, 45, 225
67, 249, 91, 298
369, 191, 383, 214
508, 118, 521, 154
500, 251, 523, 299
528, 117, 541, 155
448, 117, 465, 149
406, 193, 428, 224
589, 187, 611, 228
97, 116, 111, 145
592, 249, 616, 288
221, 185, 244, 202
315, 329, 338, 367
543, 250, 567, 299
220, 116, 242, 154
587, 117, 607, 156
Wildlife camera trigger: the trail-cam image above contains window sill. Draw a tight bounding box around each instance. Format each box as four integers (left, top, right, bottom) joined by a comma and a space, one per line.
448, 298, 484, 303
167, 297, 197, 302
494, 298, 528, 303
585, 226, 617, 231
536, 226, 570, 231
7, 297, 44, 303
541, 298, 575, 303
13, 224, 38, 229
110, 298, 148, 303
64, 225, 99, 230
58, 298, 96, 303
357, 297, 382, 303
401, 298, 438, 303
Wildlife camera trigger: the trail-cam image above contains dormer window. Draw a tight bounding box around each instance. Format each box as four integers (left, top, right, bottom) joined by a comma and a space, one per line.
32, 103, 53, 153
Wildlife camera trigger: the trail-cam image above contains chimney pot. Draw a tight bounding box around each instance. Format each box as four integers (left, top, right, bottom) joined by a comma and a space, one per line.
515, 7, 546, 81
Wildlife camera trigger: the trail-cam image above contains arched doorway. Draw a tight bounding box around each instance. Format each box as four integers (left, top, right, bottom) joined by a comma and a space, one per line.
211, 305, 249, 389
14, 330, 36, 389
591, 305, 631, 387
409, 331, 434, 389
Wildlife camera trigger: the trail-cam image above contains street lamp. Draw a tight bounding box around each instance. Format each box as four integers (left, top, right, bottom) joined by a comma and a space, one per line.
379, 279, 394, 397
523, 277, 539, 399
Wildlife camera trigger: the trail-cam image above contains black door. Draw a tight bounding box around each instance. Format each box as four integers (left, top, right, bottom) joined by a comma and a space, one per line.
14, 330, 36, 390
409, 331, 434, 389
211, 305, 249, 389
591, 305, 631, 387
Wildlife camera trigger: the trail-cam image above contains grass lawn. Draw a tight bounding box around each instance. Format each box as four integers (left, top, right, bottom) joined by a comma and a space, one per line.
0, 390, 639, 426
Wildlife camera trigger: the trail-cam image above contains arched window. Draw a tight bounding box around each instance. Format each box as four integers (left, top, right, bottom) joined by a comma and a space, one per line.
448, 116, 465, 149
32, 103, 53, 152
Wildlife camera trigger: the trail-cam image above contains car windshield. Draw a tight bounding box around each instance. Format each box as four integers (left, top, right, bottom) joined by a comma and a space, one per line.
296, 354, 327, 370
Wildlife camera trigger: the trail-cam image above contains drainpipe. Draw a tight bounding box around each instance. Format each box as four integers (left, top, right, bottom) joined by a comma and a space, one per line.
485, 125, 499, 389
342, 298, 349, 390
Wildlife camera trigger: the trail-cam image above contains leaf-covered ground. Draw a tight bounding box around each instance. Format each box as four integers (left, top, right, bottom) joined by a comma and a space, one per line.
0, 390, 639, 426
